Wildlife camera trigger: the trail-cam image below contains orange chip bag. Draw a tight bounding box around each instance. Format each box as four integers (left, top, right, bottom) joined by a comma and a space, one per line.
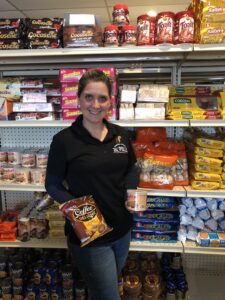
59, 195, 113, 247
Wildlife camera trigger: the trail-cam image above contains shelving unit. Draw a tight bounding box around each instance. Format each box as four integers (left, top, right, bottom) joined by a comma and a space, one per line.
0, 45, 224, 300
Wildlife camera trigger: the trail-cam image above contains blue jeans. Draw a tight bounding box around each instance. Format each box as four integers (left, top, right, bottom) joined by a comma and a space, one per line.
68, 230, 131, 300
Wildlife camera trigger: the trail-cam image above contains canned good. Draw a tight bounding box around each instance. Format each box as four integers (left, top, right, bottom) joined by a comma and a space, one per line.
112, 3, 129, 26
104, 25, 119, 47
0, 149, 7, 163
36, 213, 47, 239
30, 168, 46, 185
137, 15, 155, 45
174, 10, 194, 44
15, 167, 30, 184
2, 165, 15, 182
155, 11, 175, 44
126, 189, 147, 211
121, 25, 137, 46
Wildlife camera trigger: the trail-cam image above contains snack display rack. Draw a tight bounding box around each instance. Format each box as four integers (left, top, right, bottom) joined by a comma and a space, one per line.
0, 45, 225, 299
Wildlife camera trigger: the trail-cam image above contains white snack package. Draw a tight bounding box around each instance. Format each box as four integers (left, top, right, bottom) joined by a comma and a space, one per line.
187, 225, 198, 241
187, 206, 197, 218
180, 214, 193, 226
179, 204, 186, 216
198, 208, 211, 221
194, 198, 207, 209
192, 216, 204, 230
206, 198, 218, 211
218, 201, 225, 211
219, 218, 225, 230
177, 225, 187, 242
211, 209, 224, 221
205, 218, 218, 231
181, 197, 193, 208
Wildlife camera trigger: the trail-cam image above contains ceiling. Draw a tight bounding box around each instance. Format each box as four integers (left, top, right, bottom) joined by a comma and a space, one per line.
0, 0, 190, 27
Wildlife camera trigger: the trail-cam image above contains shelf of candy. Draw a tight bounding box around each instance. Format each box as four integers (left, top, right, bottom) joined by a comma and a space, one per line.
25, 18, 63, 49
191, 0, 225, 44
60, 67, 117, 121
0, 18, 25, 50
184, 128, 225, 191
0, 147, 48, 187
0, 192, 65, 245
0, 77, 61, 121
133, 127, 189, 192
119, 84, 169, 121
178, 197, 225, 250
0, 248, 74, 300
122, 252, 188, 300
131, 196, 180, 245
167, 85, 223, 120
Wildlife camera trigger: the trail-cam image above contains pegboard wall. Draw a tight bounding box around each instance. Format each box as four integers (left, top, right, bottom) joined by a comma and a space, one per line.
182, 253, 225, 273
1, 191, 34, 211
0, 127, 62, 148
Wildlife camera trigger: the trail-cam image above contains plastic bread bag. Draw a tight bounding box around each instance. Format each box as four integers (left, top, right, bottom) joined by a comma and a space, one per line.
59, 195, 113, 247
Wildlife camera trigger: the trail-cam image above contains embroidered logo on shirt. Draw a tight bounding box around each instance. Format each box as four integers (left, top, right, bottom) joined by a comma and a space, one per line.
113, 136, 128, 154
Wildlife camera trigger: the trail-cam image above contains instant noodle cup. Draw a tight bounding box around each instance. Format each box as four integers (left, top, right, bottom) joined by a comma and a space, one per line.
126, 190, 147, 212
59, 195, 113, 247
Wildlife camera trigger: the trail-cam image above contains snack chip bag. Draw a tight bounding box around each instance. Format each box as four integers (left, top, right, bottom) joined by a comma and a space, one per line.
59, 195, 112, 247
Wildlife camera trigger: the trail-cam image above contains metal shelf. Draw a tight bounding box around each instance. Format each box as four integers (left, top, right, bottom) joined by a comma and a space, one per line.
0, 45, 193, 58
0, 238, 67, 249
0, 183, 45, 192
189, 120, 225, 127
130, 241, 183, 252
185, 186, 225, 199
138, 186, 186, 197
0, 120, 189, 128
194, 44, 225, 52
183, 241, 225, 255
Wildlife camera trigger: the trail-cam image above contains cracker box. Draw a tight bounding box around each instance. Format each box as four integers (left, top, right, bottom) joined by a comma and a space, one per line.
61, 95, 79, 109
61, 83, 78, 97
0, 98, 14, 120
59, 69, 86, 83
62, 108, 81, 120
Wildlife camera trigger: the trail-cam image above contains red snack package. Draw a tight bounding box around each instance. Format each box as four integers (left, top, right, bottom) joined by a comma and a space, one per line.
59, 195, 113, 247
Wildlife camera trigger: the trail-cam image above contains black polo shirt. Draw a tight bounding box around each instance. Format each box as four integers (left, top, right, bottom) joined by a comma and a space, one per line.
46, 115, 136, 246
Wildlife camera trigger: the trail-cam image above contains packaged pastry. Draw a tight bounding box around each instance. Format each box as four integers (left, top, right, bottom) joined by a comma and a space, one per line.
192, 163, 222, 174
189, 154, 223, 167
191, 180, 220, 190
15, 167, 30, 184
7, 149, 21, 165
21, 150, 36, 168
194, 146, 223, 158
191, 171, 221, 182
0, 149, 7, 163
30, 168, 46, 185
2, 165, 15, 182
59, 195, 113, 247
36, 150, 48, 168
195, 137, 225, 150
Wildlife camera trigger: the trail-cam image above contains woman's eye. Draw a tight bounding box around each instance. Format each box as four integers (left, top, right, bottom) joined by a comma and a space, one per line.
98, 96, 108, 103
85, 94, 93, 101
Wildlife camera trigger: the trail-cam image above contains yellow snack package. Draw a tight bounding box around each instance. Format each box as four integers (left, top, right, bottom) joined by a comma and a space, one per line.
191, 180, 220, 190
192, 163, 222, 174
194, 146, 223, 158
191, 171, 221, 182
220, 181, 225, 189
195, 137, 225, 150
222, 173, 225, 181
191, 155, 223, 167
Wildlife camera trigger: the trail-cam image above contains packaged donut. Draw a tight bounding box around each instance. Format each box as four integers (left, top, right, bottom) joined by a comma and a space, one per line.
59, 195, 112, 247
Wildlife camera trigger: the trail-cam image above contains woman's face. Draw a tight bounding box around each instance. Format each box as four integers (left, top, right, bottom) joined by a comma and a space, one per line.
79, 81, 111, 124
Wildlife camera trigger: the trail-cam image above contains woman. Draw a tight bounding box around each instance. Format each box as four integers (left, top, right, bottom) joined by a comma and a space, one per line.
45, 69, 138, 300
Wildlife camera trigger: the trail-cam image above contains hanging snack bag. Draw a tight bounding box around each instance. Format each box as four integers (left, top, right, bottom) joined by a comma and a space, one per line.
59, 195, 112, 247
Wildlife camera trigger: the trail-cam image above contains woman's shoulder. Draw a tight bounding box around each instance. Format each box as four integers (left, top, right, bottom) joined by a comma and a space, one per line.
52, 126, 75, 142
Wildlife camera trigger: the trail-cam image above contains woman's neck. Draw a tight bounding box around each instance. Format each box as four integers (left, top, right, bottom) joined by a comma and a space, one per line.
82, 118, 107, 141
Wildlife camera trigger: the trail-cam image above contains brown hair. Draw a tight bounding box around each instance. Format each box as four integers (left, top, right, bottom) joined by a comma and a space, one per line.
78, 69, 112, 97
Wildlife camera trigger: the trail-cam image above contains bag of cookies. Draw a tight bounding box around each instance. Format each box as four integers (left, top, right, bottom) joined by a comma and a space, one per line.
59, 195, 112, 247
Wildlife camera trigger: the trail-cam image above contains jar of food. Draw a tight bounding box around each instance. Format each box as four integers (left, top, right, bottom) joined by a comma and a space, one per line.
137, 14, 155, 45
174, 10, 194, 44
18, 217, 30, 242
112, 3, 129, 26
7, 149, 21, 165
21, 150, 36, 168
126, 189, 147, 211
36, 150, 48, 169
36, 213, 47, 239
121, 25, 137, 46
15, 167, 30, 184
155, 11, 175, 44
104, 25, 119, 47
